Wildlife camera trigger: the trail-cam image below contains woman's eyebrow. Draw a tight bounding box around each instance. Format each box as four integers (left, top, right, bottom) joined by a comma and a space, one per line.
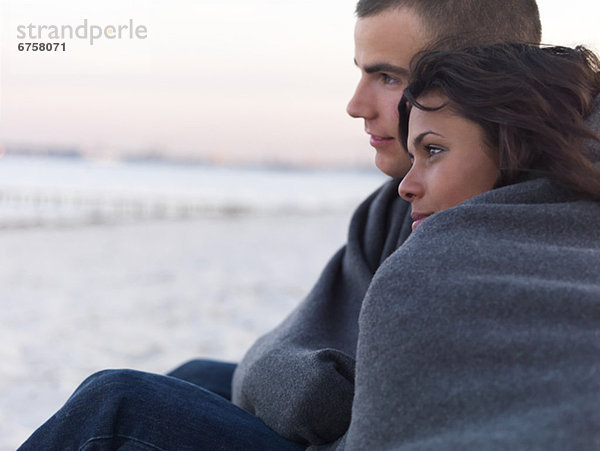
413, 131, 444, 147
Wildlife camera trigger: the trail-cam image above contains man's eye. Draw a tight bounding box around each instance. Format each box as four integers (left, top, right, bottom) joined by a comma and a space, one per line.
381, 73, 399, 85
426, 146, 445, 157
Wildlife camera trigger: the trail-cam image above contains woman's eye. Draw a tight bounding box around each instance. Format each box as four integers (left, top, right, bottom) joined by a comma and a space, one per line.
426, 146, 445, 157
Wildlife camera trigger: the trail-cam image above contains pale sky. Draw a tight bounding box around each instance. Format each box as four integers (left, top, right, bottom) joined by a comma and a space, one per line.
0, 0, 599, 166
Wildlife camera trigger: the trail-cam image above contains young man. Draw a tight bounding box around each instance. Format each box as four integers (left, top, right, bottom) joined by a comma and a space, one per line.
27, 1, 594, 449
347, 0, 541, 179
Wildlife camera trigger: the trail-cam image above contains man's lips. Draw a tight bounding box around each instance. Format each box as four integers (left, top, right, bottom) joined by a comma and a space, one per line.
410, 212, 432, 231
368, 133, 395, 147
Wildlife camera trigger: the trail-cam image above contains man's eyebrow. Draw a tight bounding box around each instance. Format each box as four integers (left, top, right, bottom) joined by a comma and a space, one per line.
353, 59, 409, 77
413, 131, 444, 147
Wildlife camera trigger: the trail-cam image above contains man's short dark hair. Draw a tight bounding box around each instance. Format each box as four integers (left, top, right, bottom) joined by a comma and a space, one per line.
355, 0, 542, 45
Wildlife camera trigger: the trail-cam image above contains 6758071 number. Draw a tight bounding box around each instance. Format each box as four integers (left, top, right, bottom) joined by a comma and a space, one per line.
18, 42, 66, 51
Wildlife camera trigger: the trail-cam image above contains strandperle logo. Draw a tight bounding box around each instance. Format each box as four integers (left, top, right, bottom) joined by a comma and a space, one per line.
16, 19, 148, 45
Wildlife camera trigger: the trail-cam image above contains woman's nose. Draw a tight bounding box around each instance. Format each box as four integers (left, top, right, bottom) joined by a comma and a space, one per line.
398, 167, 423, 202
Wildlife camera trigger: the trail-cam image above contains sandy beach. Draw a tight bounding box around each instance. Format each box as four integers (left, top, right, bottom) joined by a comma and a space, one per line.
0, 212, 355, 448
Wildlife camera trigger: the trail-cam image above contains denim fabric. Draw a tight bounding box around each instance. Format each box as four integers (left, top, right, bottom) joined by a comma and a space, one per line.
19, 368, 306, 450
166, 359, 236, 400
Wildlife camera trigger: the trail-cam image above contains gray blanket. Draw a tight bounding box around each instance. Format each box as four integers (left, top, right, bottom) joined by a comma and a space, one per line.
340, 179, 600, 450
233, 97, 600, 449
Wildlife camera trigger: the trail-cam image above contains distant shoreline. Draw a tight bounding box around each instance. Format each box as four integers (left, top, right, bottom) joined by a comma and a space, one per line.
2, 146, 379, 173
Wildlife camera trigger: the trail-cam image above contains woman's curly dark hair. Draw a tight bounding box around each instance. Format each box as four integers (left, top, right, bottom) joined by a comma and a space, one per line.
398, 43, 600, 200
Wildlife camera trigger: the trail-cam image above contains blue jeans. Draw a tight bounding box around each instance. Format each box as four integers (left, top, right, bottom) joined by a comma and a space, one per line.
166, 359, 237, 400
19, 360, 306, 450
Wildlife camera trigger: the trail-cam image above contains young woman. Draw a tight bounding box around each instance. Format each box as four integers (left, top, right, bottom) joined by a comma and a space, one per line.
342, 44, 600, 450
396, 43, 600, 229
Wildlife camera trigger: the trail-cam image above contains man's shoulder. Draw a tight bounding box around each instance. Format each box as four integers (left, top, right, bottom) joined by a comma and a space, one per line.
356, 177, 405, 214
347, 178, 413, 269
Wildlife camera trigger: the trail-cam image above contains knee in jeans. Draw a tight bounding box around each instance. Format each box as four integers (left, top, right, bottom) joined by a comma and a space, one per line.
82, 369, 145, 387
76, 369, 151, 406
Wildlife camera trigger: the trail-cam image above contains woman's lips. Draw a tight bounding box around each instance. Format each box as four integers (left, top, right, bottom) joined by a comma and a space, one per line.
411, 212, 431, 230
411, 218, 427, 230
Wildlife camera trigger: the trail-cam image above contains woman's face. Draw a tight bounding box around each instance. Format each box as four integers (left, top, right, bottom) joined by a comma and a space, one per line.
398, 91, 499, 230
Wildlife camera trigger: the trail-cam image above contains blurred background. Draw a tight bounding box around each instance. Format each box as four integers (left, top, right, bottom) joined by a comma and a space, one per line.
1, 0, 599, 448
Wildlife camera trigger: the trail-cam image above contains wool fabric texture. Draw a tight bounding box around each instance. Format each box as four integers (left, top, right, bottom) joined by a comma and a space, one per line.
233, 96, 600, 449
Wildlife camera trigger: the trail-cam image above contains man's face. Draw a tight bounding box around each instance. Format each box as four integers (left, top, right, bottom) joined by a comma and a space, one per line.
347, 8, 430, 178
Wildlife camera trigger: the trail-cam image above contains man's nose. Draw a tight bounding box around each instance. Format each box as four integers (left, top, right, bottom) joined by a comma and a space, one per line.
346, 79, 375, 119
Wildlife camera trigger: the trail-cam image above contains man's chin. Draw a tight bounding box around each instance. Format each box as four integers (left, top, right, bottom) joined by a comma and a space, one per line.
375, 152, 411, 179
